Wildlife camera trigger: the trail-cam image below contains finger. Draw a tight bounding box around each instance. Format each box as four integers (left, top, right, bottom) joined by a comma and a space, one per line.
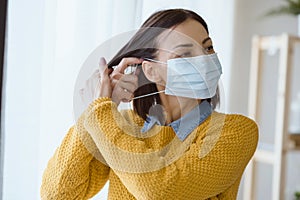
94, 73, 101, 99
117, 81, 137, 94
110, 71, 123, 81
111, 87, 128, 104
114, 57, 143, 74
99, 57, 107, 74
108, 68, 113, 75
98, 57, 112, 98
110, 73, 138, 89
113, 86, 134, 101
118, 75, 138, 91
120, 74, 138, 83
99, 57, 110, 82
114, 73, 138, 86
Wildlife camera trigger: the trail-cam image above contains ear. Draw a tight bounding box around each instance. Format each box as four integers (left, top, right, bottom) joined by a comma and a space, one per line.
142, 61, 161, 83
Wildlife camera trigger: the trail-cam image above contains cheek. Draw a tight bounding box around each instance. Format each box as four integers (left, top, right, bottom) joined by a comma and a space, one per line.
160, 67, 167, 85
155, 54, 169, 86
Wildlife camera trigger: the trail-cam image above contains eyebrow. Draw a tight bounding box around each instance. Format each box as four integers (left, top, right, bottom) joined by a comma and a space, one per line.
173, 43, 193, 49
202, 37, 212, 45
172, 37, 212, 49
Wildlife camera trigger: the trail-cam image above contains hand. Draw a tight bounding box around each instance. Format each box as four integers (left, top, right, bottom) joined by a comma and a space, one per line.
98, 57, 112, 98
79, 57, 112, 107
110, 57, 142, 105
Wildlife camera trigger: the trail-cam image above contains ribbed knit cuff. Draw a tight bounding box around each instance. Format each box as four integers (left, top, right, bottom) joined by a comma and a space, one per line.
88, 97, 112, 110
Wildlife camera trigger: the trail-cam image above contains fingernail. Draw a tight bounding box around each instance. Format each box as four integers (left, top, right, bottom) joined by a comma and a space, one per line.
99, 57, 106, 66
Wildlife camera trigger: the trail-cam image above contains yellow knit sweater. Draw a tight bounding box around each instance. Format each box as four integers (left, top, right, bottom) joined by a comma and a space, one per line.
41, 97, 258, 200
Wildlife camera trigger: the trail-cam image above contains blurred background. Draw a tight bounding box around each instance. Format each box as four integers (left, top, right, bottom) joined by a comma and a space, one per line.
1, 0, 300, 199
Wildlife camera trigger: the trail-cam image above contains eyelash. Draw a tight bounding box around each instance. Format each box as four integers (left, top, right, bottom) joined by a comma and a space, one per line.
176, 46, 214, 58
181, 52, 192, 57
205, 45, 214, 52
175, 52, 192, 58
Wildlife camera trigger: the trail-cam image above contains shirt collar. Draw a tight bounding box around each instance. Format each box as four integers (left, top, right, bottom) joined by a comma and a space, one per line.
141, 100, 212, 141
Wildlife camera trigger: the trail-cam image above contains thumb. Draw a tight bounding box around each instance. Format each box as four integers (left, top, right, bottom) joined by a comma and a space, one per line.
98, 57, 112, 98
99, 57, 110, 82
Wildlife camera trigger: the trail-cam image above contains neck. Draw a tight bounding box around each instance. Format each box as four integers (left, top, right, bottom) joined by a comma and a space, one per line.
158, 87, 200, 124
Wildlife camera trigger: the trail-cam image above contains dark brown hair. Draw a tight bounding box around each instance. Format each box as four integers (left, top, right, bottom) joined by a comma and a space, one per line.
107, 9, 219, 121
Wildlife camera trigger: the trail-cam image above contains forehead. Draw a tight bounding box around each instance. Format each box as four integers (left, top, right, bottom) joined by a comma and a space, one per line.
156, 19, 209, 51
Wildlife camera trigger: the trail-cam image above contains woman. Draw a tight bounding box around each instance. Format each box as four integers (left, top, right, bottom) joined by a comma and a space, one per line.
41, 9, 258, 200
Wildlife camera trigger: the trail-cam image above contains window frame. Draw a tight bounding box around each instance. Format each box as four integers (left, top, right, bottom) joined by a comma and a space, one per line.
0, 0, 8, 198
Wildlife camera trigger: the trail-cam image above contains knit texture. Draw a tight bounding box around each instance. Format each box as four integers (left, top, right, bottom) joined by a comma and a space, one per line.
41, 97, 258, 199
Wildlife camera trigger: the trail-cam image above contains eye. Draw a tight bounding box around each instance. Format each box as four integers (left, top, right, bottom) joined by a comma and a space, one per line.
205, 45, 214, 52
179, 51, 192, 58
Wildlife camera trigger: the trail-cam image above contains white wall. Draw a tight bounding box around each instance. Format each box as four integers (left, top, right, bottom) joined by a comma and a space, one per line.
231, 0, 300, 199
3, 0, 164, 199
3, 0, 45, 199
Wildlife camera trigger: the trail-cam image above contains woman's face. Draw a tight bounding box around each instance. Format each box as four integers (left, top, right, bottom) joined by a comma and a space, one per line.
143, 19, 215, 86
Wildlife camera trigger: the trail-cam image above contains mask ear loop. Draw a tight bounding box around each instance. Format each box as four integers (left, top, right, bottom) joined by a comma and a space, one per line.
132, 58, 166, 123
131, 57, 166, 100
143, 57, 167, 65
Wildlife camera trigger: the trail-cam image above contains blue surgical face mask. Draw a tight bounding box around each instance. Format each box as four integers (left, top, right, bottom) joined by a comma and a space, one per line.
135, 53, 222, 100
165, 53, 222, 99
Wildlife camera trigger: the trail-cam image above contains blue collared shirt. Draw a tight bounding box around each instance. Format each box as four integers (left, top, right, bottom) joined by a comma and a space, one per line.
141, 100, 212, 141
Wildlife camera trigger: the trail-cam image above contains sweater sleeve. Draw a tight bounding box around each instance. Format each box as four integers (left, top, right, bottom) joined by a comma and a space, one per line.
40, 112, 110, 199
84, 97, 258, 199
